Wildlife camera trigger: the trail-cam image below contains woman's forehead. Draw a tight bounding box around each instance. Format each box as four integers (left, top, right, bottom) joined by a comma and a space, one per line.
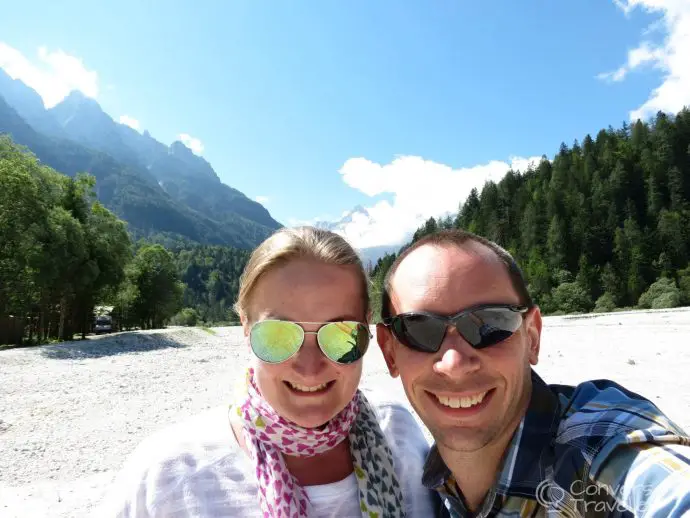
248, 259, 366, 321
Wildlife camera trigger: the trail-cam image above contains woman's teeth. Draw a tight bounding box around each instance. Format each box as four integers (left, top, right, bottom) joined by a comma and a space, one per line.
436, 391, 488, 409
288, 381, 329, 392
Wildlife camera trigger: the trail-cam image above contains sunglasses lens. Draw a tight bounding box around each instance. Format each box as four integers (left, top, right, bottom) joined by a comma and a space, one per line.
456, 308, 523, 348
393, 314, 446, 352
250, 320, 303, 363
317, 322, 369, 364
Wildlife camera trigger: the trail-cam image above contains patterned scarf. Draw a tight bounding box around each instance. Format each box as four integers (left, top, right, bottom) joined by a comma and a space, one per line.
231, 368, 406, 518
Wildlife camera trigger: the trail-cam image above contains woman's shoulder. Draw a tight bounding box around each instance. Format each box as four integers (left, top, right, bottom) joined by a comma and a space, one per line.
126, 405, 243, 471
95, 405, 256, 517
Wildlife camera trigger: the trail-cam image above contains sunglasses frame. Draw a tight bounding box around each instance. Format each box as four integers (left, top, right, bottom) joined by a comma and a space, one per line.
249, 319, 372, 365
381, 303, 529, 353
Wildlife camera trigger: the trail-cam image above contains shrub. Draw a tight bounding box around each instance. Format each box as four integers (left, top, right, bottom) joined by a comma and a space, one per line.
651, 291, 681, 309
593, 292, 616, 313
638, 277, 681, 309
171, 307, 199, 326
551, 282, 593, 314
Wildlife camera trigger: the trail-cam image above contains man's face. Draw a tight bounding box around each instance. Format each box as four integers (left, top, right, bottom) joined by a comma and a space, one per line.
377, 243, 541, 453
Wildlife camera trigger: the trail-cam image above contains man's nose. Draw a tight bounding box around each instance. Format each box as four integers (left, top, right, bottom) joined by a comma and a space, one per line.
291, 333, 328, 377
433, 327, 481, 378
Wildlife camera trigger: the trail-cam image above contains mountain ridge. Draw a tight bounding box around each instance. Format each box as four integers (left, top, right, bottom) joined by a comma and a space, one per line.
0, 67, 282, 248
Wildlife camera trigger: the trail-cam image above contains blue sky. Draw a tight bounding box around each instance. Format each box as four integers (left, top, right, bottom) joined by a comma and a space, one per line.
1, 1, 688, 248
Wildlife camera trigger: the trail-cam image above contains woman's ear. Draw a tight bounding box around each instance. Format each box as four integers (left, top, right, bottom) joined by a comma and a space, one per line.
240, 311, 250, 338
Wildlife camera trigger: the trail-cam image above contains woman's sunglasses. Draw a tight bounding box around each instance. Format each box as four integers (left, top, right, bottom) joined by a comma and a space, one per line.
249, 320, 371, 365
382, 304, 528, 353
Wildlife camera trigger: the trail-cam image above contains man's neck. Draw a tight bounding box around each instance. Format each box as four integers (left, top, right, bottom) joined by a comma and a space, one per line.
437, 429, 516, 513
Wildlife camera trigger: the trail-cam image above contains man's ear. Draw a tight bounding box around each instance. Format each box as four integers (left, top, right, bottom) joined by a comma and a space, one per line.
525, 306, 542, 366
376, 323, 400, 378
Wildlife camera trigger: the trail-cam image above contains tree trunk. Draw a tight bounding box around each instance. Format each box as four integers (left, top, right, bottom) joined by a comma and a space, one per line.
28, 314, 34, 344
58, 295, 67, 341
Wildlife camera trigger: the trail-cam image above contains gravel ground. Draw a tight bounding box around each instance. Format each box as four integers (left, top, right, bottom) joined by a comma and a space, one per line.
1, 309, 690, 518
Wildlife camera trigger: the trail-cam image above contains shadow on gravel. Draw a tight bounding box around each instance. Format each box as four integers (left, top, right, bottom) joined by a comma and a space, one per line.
40, 332, 188, 360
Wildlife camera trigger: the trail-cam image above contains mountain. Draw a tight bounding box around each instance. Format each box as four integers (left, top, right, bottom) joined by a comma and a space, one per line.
0, 69, 65, 137
47, 89, 279, 233
0, 69, 281, 248
315, 205, 402, 264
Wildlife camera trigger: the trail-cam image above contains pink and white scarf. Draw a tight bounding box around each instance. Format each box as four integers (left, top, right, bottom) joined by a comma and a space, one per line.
231, 368, 405, 517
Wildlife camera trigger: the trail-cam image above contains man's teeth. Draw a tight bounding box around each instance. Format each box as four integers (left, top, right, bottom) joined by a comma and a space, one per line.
436, 391, 488, 409
288, 381, 329, 392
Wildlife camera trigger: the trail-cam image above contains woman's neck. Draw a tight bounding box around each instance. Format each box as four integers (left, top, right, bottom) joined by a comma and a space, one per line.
230, 419, 354, 486
284, 439, 353, 486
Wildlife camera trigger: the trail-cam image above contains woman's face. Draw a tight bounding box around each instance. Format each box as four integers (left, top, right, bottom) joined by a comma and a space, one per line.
242, 258, 368, 428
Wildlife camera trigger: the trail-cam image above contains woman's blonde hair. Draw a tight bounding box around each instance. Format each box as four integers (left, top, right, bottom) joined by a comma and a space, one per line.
234, 226, 370, 322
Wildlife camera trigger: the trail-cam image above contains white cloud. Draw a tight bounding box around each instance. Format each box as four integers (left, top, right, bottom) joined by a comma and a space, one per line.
329, 154, 543, 249
118, 115, 141, 131
178, 133, 204, 154
601, 1, 690, 121
0, 43, 99, 108
255, 195, 270, 204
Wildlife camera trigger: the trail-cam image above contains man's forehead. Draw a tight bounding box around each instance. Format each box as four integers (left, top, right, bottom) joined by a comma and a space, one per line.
389, 242, 509, 311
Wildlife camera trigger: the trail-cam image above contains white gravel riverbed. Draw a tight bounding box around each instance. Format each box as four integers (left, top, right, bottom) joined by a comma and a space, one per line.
1, 309, 690, 518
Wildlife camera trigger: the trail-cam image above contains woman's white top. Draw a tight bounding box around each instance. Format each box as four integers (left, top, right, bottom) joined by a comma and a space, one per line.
94, 393, 442, 517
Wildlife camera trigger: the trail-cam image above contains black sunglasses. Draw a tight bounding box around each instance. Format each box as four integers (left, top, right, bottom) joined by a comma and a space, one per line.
382, 304, 529, 353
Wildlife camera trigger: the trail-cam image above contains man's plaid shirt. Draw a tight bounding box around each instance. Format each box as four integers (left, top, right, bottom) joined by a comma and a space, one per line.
422, 370, 690, 517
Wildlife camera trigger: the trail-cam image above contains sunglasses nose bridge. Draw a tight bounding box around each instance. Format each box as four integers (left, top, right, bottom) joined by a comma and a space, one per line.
442, 317, 480, 352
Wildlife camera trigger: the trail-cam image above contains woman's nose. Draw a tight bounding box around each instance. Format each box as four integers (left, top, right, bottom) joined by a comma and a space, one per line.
290, 333, 328, 377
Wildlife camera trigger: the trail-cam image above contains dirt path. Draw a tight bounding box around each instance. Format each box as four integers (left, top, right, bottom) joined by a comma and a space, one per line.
1, 309, 689, 517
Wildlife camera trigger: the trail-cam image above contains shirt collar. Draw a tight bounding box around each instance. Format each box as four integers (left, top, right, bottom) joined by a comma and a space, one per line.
422, 369, 562, 500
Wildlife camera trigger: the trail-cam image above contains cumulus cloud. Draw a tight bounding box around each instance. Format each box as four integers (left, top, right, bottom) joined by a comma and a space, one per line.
178, 133, 204, 154
601, 0, 690, 121
255, 195, 270, 204
0, 43, 99, 108
331, 154, 543, 249
118, 115, 141, 131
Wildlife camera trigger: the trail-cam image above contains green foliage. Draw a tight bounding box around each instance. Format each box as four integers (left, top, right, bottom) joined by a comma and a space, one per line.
0, 136, 132, 344
638, 277, 682, 310
171, 307, 200, 327
369, 107, 690, 317
117, 245, 184, 329
593, 293, 616, 313
678, 266, 690, 304
551, 282, 593, 314
651, 291, 681, 309
172, 244, 251, 324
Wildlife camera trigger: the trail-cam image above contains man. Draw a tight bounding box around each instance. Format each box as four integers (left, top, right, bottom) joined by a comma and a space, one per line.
376, 229, 690, 517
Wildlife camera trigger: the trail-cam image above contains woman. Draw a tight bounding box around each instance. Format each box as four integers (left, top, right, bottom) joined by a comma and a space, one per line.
97, 226, 440, 517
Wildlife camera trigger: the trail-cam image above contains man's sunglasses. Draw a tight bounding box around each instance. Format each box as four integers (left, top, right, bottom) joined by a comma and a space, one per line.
381, 304, 528, 353
249, 320, 371, 365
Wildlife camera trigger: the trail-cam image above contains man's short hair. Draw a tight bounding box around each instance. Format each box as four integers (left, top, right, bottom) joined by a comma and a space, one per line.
380, 229, 534, 320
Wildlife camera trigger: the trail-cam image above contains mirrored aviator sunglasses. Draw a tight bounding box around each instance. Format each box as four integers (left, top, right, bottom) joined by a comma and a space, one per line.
249, 320, 371, 365
382, 304, 529, 353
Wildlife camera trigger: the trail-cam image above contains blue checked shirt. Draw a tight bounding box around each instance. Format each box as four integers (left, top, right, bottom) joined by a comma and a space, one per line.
422, 370, 690, 517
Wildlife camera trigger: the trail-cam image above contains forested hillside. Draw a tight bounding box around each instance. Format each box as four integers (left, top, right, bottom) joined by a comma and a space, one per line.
370, 108, 690, 318
4, 106, 690, 345
0, 137, 252, 345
